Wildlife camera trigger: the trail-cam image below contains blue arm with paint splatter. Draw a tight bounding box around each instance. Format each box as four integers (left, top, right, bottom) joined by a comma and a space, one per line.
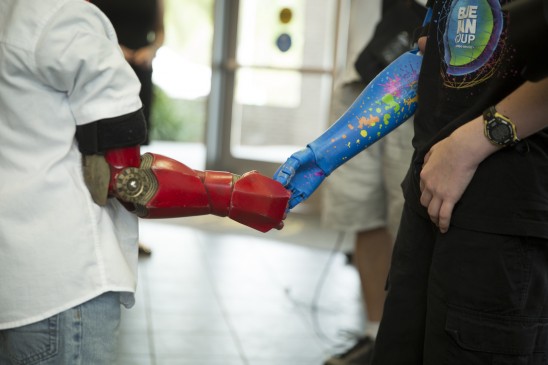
274, 50, 422, 210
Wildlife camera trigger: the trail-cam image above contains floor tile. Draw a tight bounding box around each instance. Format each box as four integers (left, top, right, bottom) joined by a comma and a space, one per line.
153, 332, 241, 357
118, 210, 365, 364
116, 354, 153, 365
156, 358, 245, 365
239, 334, 326, 361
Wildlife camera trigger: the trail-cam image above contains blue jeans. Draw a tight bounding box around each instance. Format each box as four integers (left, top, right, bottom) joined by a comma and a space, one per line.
0, 292, 121, 365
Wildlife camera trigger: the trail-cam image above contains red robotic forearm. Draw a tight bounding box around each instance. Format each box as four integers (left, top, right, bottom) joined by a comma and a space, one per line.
101, 146, 290, 232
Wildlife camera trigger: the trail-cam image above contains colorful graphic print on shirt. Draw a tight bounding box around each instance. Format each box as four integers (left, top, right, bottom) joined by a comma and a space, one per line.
437, 0, 512, 88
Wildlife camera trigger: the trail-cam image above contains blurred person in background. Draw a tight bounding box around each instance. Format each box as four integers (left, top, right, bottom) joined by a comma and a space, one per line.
322, 1, 425, 364
93, 0, 165, 145
92, 0, 165, 255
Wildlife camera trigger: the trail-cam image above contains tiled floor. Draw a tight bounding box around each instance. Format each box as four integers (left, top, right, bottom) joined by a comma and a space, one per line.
117, 215, 367, 365
116, 142, 367, 365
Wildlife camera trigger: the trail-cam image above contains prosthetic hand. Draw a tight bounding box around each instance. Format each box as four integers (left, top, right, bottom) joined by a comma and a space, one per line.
274, 50, 422, 209
82, 145, 290, 233
273, 147, 326, 209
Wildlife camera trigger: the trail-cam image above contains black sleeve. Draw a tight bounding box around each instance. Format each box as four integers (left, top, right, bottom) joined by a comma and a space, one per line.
76, 109, 148, 154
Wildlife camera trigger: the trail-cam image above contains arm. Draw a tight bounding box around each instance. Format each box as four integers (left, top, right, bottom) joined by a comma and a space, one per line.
274, 50, 422, 209
78, 111, 289, 234
273, 4, 434, 210
419, 77, 548, 233
82, 144, 289, 233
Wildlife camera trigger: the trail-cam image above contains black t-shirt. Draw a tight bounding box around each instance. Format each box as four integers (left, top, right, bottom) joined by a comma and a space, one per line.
93, 0, 158, 50
403, 0, 548, 238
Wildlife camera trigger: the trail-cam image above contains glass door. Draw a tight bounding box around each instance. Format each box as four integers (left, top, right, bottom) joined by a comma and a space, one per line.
207, 0, 340, 178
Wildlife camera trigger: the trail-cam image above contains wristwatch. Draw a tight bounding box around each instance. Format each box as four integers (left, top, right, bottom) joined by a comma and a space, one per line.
483, 106, 520, 147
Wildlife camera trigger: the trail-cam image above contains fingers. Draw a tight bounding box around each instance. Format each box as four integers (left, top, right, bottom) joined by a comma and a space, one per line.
420, 188, 455, 233
274, 161, 297, 186
419, 183, 431, 205
273, 170, 289, 186
419, 176, 450, 232
420, 149, 453, 232
274, 148, 316, 186
288, 193, 305, 210
438, 201, 454, 233
426, 195, 441, 228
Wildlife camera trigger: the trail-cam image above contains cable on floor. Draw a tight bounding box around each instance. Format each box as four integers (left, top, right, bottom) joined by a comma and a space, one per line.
284, 231, 354, 348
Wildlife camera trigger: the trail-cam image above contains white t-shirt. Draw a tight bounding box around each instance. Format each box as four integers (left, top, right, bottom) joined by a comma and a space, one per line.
0, 0, 142, 329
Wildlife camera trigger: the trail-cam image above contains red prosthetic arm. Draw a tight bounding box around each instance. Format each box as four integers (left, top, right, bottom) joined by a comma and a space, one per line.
87, 146, 290, 233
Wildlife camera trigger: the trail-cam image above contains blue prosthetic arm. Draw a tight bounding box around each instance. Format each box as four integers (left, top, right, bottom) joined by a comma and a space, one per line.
274, 50, 422, 209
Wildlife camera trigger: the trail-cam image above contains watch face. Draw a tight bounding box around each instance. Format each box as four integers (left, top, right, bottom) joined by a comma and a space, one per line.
488, 119, 512, 144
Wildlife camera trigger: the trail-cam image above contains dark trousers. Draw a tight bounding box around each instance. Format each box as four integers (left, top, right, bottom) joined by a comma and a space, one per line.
371, 203, 548, 365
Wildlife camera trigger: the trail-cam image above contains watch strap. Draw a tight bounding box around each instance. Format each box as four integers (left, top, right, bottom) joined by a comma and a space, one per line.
482, 105, 497, 122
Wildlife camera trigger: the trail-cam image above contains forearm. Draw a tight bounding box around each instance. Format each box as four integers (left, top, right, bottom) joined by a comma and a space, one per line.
452, 78, 548, 164
309, 51, 421, 175
496, 78, 548, 139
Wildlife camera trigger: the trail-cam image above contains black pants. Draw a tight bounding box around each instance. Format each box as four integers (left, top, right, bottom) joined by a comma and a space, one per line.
371, 203, 548, 365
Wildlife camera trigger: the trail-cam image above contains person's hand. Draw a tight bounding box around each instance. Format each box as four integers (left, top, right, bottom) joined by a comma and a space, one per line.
273, 147, 326, 210
419, 119, 493, 232
419, 137, 477, 233
120, 45, 135, 63
132, 45, 158, 69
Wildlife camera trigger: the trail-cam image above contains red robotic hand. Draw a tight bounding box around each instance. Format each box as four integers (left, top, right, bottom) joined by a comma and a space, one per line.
84, 146, 290, 233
